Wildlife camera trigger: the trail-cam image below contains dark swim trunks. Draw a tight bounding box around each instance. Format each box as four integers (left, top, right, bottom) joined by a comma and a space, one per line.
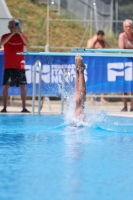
3, 69, 27, 87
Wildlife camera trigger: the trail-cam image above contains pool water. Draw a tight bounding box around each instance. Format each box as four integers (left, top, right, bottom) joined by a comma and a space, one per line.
0, 114, 133, 200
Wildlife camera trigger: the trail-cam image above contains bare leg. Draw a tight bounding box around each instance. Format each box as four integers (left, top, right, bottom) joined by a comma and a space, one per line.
130, 92, 133, 111
75, 56, 79, 94
78, 61, 86, 97
75, 55, 86, 119
100, 93, 108, 104
121, 92, 128, 111
89, 95, 94, 105
1, 84, 10, 112
20, 85, 26, 109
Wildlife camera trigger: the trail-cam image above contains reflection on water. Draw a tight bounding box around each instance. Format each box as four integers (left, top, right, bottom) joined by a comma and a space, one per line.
63, 127, 89, 159
0, 114, 133, 200
62, 127, 90, 200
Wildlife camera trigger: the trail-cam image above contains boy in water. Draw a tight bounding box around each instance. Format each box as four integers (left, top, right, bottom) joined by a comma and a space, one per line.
75, 55, 86, 120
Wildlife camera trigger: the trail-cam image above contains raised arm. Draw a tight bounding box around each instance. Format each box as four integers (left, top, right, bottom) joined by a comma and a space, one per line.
0, 27, 29, 46
87, 35, 97, 48
19, 33, 29, 46
14, 27, 29, 46
0, 33, 14, 46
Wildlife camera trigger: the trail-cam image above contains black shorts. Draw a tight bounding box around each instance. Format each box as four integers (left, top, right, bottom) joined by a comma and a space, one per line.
3, 69, 27, 87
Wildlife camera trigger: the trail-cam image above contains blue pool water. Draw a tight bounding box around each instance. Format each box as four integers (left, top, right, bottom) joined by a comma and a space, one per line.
0, 114, 133, 200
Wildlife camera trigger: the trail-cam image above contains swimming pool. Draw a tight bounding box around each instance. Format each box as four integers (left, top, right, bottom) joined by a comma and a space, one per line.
0, 114, 133, 200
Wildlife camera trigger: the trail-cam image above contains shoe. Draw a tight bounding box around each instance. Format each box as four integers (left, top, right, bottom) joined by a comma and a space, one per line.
130, 108, 133, 111
121, 107, 127, 111
21, 108, 30, 113
1, 108, 7, 113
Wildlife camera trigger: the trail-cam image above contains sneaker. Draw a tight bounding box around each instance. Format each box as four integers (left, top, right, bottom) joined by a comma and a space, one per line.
121, 107, 127, 111
21, 108, 30, 113
1, 108, 7, 113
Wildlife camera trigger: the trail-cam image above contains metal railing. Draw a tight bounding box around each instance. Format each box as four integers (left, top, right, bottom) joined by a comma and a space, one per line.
61, 70, 72, 114
32, 62, 72, 115
32, 60, 42, 115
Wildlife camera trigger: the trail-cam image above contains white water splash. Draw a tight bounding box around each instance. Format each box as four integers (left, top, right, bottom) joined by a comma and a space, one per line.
63, 94, 107, 128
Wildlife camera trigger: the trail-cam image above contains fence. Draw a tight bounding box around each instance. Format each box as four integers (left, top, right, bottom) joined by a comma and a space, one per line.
38, 0, 112, 31
0, 1, 125, 53
28, 18, 124, 53
32, 0, 124, 52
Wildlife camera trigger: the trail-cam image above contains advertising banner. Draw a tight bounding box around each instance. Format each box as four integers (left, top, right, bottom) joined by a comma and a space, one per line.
0, 53, 133, 95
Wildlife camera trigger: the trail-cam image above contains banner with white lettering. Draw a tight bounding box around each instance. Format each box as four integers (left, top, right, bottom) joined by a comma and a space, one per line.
0, 53, 133, 95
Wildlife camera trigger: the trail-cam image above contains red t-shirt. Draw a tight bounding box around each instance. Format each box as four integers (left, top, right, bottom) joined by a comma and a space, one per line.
2, 33, 27, 70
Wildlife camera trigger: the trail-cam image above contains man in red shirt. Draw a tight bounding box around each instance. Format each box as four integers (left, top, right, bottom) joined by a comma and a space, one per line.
0, 20, 30, 113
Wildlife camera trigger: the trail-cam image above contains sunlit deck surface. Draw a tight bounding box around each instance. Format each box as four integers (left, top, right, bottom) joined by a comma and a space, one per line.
0, 97, 133, 117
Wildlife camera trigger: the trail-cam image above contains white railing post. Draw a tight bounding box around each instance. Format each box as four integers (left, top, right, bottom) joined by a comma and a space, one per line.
38, 62, 42, 115
61, 70, 72, 114
32, 64, 36, 114
61, 72, 65, 114
68, 71, 71, 93
32, 60, 42, 115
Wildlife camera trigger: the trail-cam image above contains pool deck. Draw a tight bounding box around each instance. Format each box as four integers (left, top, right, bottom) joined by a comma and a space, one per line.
0, 98, 133, 117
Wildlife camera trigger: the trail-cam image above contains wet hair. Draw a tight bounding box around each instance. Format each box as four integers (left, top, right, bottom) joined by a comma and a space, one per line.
97, 30, 105, 36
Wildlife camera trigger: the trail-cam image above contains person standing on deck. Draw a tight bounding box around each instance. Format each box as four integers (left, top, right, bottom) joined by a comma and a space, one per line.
0, 20, 30, 113
118, 19, 133, 112
87, 30, 110, 105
